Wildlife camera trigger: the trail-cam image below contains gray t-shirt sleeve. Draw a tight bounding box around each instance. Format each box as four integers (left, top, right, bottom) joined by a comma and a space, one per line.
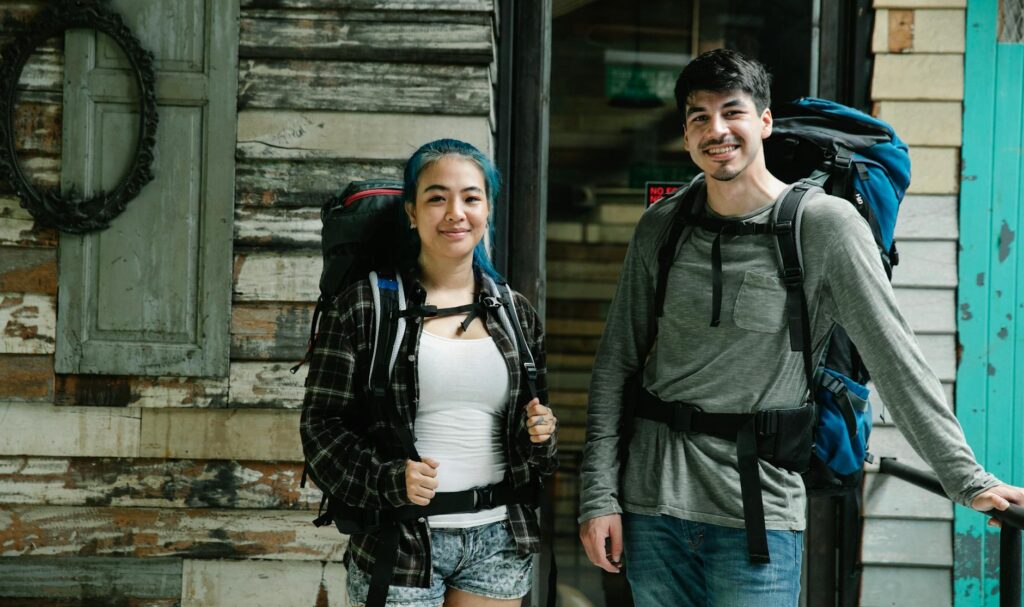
809, 201, 1001, 506
578, 200, 671, 522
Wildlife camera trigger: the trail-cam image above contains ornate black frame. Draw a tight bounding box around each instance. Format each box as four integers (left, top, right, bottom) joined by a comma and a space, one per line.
0, 0, 158, 233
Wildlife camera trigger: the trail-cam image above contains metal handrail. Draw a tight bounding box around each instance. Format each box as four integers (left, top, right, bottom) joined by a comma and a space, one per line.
878, 458, 1022, 607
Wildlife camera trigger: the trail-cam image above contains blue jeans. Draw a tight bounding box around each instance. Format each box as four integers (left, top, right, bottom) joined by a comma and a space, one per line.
623, 512, 803, 607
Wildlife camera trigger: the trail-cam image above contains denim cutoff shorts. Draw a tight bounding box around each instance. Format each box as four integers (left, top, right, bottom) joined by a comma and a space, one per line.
347, 519, 533, 607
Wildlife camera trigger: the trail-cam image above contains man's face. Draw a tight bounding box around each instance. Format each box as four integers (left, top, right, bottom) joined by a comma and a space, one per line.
682, 90, 772, 182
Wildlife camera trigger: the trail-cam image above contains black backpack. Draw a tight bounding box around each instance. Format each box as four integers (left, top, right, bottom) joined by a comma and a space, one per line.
298, 180, 548, 607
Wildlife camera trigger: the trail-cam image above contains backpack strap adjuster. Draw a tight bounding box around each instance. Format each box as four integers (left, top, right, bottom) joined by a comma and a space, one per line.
756, 411, 779, 435
669, 403, 694, 433
781, 266, 803, 286
774, 220, 794, 235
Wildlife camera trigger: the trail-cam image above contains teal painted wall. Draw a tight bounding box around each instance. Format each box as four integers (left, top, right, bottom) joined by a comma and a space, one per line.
956, 0, 1024, 604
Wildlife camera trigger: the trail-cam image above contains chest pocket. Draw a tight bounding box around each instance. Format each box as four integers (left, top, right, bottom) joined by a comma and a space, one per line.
733, 270, 787, 333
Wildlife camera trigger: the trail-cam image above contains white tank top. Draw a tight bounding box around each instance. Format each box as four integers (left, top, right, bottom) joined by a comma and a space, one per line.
415, 330, 510, 528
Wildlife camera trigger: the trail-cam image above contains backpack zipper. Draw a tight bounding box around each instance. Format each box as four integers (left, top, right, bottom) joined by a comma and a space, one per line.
343, 188, 403, 207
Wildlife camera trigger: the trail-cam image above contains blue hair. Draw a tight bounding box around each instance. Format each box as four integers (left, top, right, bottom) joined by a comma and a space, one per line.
402, 138, 504, 282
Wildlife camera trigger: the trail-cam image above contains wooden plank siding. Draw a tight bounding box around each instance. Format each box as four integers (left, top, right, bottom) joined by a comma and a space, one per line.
861, 5, 966, 605
0, 0, 500, 603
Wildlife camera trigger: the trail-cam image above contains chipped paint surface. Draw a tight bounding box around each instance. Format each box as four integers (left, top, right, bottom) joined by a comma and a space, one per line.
997, 220, 1015, 262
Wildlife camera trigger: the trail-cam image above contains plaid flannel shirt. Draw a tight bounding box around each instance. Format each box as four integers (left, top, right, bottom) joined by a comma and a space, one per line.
300, 274, 557, 588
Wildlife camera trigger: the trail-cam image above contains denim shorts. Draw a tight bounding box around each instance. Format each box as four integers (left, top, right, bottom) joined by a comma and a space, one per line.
347, 520, 533, 607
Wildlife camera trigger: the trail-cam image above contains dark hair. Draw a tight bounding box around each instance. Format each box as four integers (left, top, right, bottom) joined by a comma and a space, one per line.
402, 138, 503, 281
674, 49, 772, 118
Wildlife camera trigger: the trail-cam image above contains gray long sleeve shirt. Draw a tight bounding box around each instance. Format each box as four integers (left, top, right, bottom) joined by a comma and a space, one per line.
579, 183, 1000, 530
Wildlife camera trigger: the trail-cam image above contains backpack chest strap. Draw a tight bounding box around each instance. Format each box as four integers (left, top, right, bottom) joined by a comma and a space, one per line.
402, 294, 502, 333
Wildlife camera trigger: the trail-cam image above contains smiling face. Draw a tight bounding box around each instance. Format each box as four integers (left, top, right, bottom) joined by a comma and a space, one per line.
405, 155, 490, 266
682, 89, 773, 183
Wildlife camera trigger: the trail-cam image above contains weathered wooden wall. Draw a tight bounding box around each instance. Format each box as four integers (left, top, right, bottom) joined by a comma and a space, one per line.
862, 3, 966, 606
0, 1, 498, 604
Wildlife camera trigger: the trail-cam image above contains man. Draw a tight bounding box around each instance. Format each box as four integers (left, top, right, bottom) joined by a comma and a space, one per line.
577, 49, 1024, 606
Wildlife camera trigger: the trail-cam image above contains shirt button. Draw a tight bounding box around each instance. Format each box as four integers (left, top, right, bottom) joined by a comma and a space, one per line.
417, 517, 426, 523
408, 355, 415, 362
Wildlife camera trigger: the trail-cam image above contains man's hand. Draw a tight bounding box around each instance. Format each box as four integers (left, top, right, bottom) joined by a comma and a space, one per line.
405, 458, 439, 506
971, 484, 1024, 528
579, 514, 624, 573
525, 398, 557, 443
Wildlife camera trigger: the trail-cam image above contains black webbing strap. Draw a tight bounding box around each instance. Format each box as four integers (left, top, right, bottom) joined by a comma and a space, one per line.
774, 183, 816, 392
384, 481, 540, 523
290, 295, 326, 374
831, 147, 854, 198
737, 419, 770, 563
710, 231, 724, 327
366, 524, 402, 607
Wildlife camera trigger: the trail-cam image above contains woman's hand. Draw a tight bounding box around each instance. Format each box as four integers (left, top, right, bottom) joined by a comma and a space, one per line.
525, 398, 557, 443
405, 457, 440, 506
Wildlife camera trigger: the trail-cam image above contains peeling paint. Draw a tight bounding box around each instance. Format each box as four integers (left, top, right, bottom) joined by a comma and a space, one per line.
987, 364, 996, 376
960, 303, 974, 320
996, 290, 1002, 298
997, 220, 1015, 262
976, 272, 985, 286
997, 327, 1008, 340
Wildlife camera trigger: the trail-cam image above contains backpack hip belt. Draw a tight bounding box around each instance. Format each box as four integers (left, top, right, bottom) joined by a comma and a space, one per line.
632, 387, 815, 564
364, 479, 542, 607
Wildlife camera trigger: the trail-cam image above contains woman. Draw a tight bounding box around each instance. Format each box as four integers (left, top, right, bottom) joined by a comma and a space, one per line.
301, 138, 558, 607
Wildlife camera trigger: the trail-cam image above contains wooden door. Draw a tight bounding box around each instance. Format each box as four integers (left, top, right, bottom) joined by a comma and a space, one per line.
56, 0, 239, 376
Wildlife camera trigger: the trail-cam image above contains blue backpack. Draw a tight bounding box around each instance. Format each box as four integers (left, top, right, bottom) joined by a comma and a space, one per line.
766, 97, 911, 489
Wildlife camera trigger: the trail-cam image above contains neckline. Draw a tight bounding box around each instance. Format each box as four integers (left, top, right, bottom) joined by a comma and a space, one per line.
421, 330, 492, 343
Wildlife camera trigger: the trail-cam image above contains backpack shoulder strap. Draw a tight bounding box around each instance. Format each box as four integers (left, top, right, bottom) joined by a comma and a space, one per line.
482, 276, 539, 399
771, 181, 819, 391
655, 175, 704, 317
368, 270, 419, 459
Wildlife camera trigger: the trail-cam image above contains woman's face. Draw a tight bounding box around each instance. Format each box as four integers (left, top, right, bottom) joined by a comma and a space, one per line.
406, 156, 490, 265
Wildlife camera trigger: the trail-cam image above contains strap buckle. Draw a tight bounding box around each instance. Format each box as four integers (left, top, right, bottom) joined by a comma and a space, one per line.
473, 487, 496, 511
755, 411, 778, 435
482, 295, 502, 309
669, 403, 694, 433
523, 362, 538, 382
781, 267, 803, 287
774, 220, 793, 235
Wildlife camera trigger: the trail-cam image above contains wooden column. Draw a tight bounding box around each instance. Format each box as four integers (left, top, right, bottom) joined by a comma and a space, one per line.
499, 0, 551, 316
